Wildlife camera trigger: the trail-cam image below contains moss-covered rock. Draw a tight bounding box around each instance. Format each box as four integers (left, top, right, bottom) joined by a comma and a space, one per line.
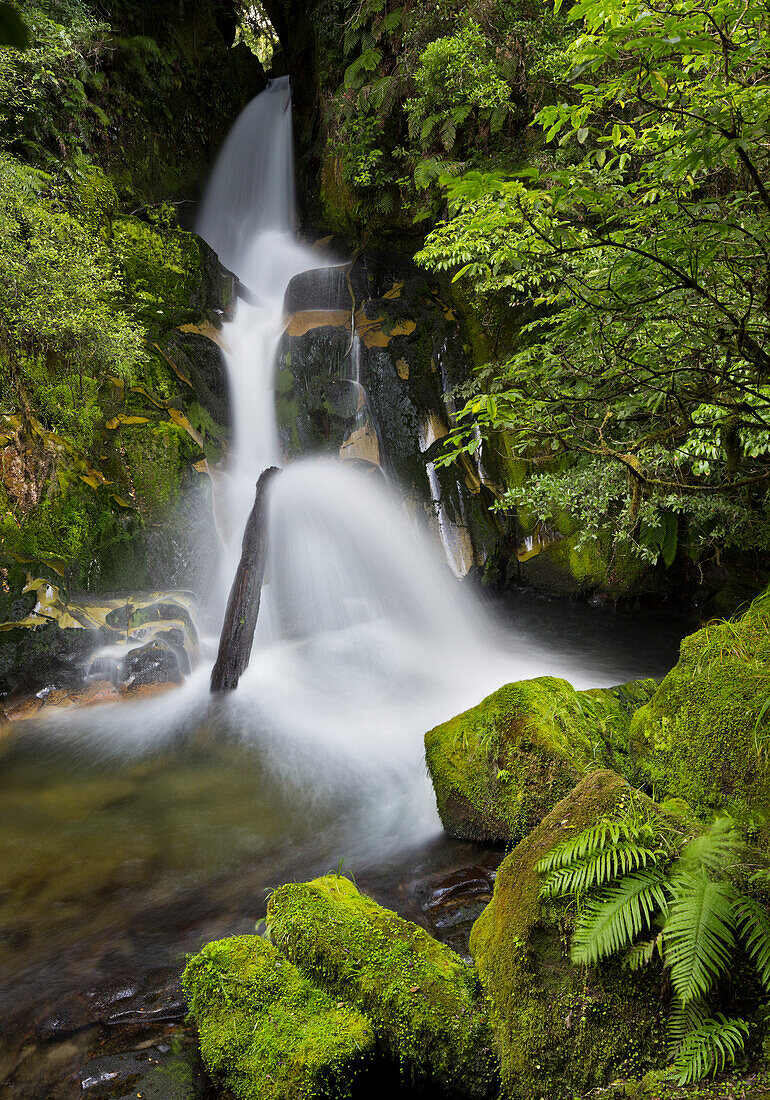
267, 874, 497, 1098
182, 934, 376, 1100
470, 770, 664, 1100
629, 600, 770, 819
425, 676, 658, 844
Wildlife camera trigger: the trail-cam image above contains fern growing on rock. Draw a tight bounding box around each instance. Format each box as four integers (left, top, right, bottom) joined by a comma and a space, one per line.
537, 811, 770, 1084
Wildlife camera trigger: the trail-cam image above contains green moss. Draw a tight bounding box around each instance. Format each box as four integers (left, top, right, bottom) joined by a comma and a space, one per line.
267, 874, 497, 1098
629, 602, 770, 818
425, 676, 658, 843
112, 215, 203, 331
182, 934, 376, 1100
121, 421, 192, 514
469, 770, 665, 1099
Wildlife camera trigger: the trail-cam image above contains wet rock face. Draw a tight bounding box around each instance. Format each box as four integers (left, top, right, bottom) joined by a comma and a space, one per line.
278, 257, 494, 576
122, 641, 184, 688
420, 867, 497, 963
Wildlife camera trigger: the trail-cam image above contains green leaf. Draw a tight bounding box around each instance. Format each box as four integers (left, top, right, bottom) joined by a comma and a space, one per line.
670, 1014, 748, 1084
664, 871, 737, 1003
733, 892, 770, 991
571, 870, 669, 966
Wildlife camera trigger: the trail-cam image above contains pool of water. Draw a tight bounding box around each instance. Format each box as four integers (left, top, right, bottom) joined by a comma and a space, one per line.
0, 592, 692, 1097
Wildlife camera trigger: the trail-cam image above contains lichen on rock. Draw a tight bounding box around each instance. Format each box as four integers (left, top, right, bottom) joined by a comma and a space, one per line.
469, 770, 665, 1099
425, 676, 658, 844
267, 873, 497, 1097
182, 934, 376, 1100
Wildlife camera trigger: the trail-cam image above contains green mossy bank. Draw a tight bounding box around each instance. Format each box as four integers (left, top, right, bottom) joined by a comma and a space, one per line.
469, 769, 665, 1099
267, 874, 497, 1097
182, 934, 376, 1100
425, 675, 658, 843
630, 597, 770, 820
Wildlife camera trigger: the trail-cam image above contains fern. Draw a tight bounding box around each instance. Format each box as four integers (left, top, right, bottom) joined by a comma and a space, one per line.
666, 996, 710, 1058
440, 115, 457, 152
670, 1014, 748, 1085
625, 931, 663, 971
374, 190, 395, 214
677, 815, 743, 875
664, 871, 737, 1003
536, 817, 662, 877
540, 839, 661, 898
571, 869, 669, 966
734, 892, 770, 991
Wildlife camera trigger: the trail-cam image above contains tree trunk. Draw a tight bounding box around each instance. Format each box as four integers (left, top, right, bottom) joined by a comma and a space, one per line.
210, 466, 280, 693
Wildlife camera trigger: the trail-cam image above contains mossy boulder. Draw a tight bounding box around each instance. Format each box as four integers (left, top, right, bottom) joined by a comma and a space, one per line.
425, 676, 658, 843
469, 770, 664, 1099
182, 934, 376, 1100
629, 601, 770, 819
267, 874, 497, 1098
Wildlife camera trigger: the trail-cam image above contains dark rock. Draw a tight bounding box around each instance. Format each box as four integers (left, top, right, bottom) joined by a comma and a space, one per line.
79, 1047, 205, 1098
122, 642, 183, 688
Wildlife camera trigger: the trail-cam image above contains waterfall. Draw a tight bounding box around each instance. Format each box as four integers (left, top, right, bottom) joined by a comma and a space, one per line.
197, 78, 483, 651
186, 78, 558, 836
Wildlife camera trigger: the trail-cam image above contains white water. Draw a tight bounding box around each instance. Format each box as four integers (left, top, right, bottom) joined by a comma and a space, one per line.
13, 80, 629, 866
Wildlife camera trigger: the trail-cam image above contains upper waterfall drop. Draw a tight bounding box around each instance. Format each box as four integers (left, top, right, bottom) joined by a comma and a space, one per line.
197, 76, 296, 277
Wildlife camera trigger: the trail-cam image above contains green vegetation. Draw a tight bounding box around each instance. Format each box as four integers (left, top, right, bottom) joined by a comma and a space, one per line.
0, 0, 241, 602
538, 811, 770, 1084
424, 675, 657, 842
630, 595, 770, 819
267, 874, 497, 1096
182, 934, 376, 1100
411, 0, 770, 589
470, 769, 665, 1099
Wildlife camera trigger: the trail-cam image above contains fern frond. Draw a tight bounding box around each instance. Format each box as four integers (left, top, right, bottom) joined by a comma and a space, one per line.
374, 190, 395, 214
440, 116, 456, 152
664, 871, 737, 1004
420, 114, 439, 150
624, 930, 663, 971
540, 840, 661, 898
666, 996, 710, 1058
677, 816, 743, 875
734, 891, 770, 991
536, 817, 662, 878
670, 1014, 748, 1085
749, 868, 770, 887
571, 870, 668, 966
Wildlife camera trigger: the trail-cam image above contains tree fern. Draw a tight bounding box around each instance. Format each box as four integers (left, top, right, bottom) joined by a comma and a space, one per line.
734, 892, 770, 991
664, 871, 737, 1003
571, 869, 669, 966
670, 1014, 748, 1085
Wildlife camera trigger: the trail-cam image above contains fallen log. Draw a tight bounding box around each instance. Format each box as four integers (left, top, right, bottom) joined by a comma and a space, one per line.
210, 466, 280, 693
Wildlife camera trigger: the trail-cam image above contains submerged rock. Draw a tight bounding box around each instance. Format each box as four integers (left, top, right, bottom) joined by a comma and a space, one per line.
630, 598, 770, 819
182, 934, 376, 1100
470, 770, 664, 1099
424, 676, 657, 843
267, 874, 497, 1098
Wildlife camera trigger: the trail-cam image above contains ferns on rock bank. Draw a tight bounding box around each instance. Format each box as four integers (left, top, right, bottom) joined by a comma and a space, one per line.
537, 810, 770, 1084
